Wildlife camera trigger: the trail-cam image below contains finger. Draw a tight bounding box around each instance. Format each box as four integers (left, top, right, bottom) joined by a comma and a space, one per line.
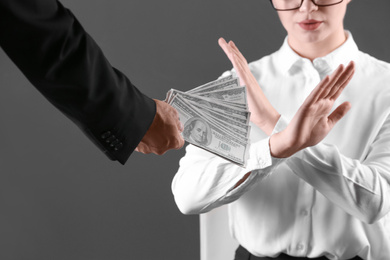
228, 42, 250, 73
228, 41, 242, 58
330, 69, 354, 101
304, 63, 345, 104
135, 142, 150, 154
327, 101, 352, 128
176, 136, 185, 150
231, 50, 249, 74
178, 120, 184, 132
229, 41, 247, 64
315, 64, 345, 101
327, 61, 355, 100
304, 76, 330, 104
219, 38, 242, 75
155, 149, 166, 156
170, 107, 182, 130
226, 41, 257, 87
219, 38, 233, 59
218, 37, 227, 47
219, 40, 246, 84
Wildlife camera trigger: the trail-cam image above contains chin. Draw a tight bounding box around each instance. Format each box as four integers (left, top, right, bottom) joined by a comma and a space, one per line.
298, 30, 327, 44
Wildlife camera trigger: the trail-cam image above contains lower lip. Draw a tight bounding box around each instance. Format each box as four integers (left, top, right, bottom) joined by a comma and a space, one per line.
299, 22, 322, 31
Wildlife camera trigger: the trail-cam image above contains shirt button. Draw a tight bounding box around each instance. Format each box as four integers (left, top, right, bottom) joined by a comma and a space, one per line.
301, 210, 308, 216
297, 243, 304, 250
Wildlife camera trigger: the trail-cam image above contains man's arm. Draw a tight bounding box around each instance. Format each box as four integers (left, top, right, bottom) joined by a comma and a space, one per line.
0, 0, 183, 164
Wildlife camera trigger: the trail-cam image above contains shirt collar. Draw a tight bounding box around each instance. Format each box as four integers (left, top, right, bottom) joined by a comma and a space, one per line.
277, 31, 359, 74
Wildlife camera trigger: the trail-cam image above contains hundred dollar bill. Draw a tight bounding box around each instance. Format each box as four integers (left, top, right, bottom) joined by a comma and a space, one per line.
197, 86, 247, 106
209, 99, 248, 110
186, 75, 234, 94
183, 100, 249, 142
170, 90, 250, 121
196, 102, 250, 125
189, 101, 251, 139
167, 91, 250, 141
176, 95, 249, 142
165, 88, 177, 104
188, 78, 240, 95
170, 95, 249, 166
166, 88, 246, 111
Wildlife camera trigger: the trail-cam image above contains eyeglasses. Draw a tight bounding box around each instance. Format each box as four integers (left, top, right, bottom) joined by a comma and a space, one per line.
270, 0, 344, 11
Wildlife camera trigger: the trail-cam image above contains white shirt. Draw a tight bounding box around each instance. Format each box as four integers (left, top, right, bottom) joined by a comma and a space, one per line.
171, 32, 390, 260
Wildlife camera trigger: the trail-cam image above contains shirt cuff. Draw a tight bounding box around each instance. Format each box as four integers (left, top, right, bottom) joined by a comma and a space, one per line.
244, 115, 289, 171
245, 137, 273, 171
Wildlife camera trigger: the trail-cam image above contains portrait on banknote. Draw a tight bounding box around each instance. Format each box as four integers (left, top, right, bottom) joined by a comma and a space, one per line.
183, 117, 212, 146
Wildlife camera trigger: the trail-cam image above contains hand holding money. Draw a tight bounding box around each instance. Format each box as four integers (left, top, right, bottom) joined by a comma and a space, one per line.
218, 38, 280, 135
136, 99, 185, 155
166, 76, 250, 166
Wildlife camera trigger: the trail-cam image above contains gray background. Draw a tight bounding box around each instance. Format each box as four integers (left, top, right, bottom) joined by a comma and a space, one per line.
0, 0, 389, 259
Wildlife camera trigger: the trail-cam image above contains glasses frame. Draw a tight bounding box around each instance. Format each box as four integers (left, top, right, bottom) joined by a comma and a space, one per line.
269, 0, 344, 11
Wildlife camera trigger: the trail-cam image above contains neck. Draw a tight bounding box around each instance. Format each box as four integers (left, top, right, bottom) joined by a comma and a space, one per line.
288, 30, 347, 61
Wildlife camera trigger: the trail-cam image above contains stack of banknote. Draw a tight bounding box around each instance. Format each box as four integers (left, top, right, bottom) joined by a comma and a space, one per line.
166, 75, 250, 166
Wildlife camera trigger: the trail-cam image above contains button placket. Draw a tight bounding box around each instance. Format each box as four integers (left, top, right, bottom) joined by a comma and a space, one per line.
289, 179, 314, 256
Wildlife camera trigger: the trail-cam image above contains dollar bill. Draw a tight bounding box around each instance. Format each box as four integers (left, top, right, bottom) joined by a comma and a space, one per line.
171, 90, 250, 121
197, 86, 247, 106
168, 91, 250, 141
167, 75, 251, 166
186, 75, 234, 94
170, 95, 249, 166
189, 101, 250, 139
183, 100, 249, 143
188, 78, 240, 95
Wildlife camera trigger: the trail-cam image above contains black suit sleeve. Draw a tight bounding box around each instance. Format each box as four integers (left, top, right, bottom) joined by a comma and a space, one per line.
0, 0, 156, 164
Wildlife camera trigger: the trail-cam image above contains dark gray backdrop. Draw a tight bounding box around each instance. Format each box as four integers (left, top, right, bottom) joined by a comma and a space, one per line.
0, 0, 389, 259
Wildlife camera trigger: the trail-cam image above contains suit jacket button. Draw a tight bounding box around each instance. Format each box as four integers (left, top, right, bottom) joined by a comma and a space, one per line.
110, 139, 120, 147
101, 131, 111, 139
114, 142, 123, 151
106, 135, 116, 143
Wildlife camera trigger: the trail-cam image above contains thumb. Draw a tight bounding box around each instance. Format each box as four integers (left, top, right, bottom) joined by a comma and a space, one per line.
328, 101, 352, 128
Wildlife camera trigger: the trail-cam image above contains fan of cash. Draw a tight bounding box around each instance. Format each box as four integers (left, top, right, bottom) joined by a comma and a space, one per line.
166, 75, 250, 167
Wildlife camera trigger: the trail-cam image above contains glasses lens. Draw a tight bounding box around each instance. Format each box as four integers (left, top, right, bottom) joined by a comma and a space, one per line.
272, 0, 343, 10
314, 0, 343, 5
272, 0, 301, 10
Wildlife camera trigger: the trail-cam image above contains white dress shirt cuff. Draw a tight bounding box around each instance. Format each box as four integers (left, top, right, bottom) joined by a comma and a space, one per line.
243, 115, 289, 178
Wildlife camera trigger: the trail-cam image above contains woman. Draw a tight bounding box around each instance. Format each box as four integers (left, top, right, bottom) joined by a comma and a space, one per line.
172, 0, 390, 259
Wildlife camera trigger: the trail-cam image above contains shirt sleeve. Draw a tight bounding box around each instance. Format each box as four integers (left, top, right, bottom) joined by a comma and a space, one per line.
172, 117, 287, 215
286, 113, 390, 224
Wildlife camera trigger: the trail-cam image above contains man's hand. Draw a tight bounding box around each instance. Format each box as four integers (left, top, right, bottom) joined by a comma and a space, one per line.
270, 61, 355, 158
218, 38, 280, 135
136, 99, 184, 155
